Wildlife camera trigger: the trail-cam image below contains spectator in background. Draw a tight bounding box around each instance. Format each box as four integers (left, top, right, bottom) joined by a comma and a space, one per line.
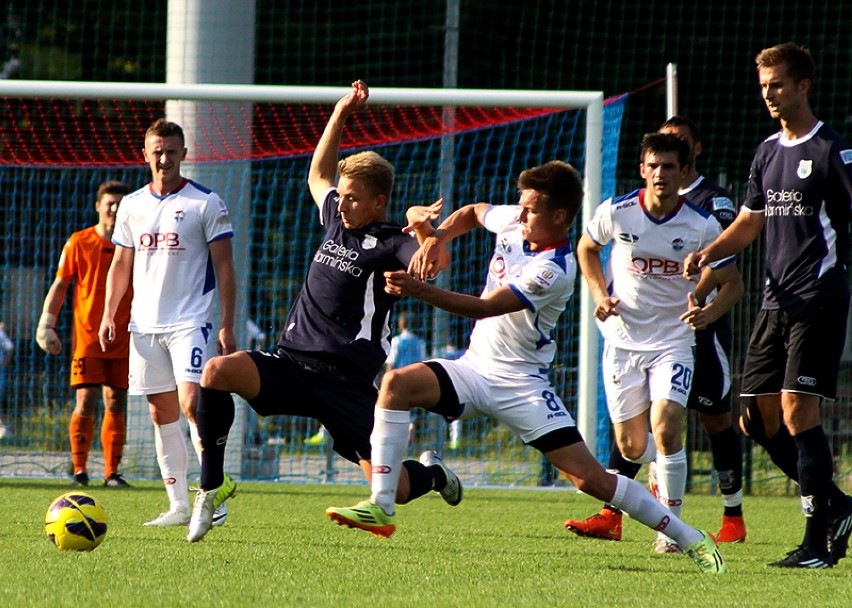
385, 312, 426, 374
36, 181, 133, 487
385, 312, 427, 443
431, 341, 464, 449
0, 321, 13, 439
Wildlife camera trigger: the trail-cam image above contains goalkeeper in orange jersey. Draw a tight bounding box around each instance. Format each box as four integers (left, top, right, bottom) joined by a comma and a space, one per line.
36, 180, 133, 488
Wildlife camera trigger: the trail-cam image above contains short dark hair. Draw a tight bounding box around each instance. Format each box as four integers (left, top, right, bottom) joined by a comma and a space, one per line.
517, 160, 584, 226
96, 180, 131, 201
639, 132, 690, 168
755, 43, 815, 85
145, 118, 186, 147
658, 115, 701, 144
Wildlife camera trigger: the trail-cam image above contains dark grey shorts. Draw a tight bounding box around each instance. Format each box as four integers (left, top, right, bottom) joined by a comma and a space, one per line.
247, 347, 377, 464
741, 297, 849, 400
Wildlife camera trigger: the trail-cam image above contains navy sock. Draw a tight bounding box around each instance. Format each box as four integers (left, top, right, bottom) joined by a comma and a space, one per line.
708, 425, 743, 516
604, 441, 641, 513
197, 387, 235, 490
400, 460, 436, 503
762, 424, 801, 482
794, 426, 833, 553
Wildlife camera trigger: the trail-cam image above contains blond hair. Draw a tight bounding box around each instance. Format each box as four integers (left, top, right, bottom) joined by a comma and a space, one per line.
337, 151, 394, 200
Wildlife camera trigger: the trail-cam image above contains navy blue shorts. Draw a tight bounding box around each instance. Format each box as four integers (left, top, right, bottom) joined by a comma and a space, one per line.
247, 347, 377, 464
686, 323, 733, 415
741, 297, 849, 400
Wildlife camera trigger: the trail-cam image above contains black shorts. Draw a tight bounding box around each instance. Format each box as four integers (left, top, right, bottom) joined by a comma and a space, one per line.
686, 324, 732, 415
741, 297, 849, 400
247, 347, 377, 464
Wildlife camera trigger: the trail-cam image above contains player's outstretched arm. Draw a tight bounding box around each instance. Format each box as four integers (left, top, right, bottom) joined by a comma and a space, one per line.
307, 80, 369, 208
407, 202, 490, 280
684, 209, 764, 279
384, 270, 523, 319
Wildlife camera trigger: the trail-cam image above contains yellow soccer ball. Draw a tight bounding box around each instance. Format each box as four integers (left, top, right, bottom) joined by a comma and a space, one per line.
44, 491, 108, 551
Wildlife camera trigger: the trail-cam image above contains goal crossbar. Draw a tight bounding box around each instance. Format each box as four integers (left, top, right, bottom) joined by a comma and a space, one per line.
0, 78, 603, 458
0, 79, 602, 108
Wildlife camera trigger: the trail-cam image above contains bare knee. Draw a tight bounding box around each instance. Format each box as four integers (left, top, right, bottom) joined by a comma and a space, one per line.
200, 355, 241, 391
378, 369, 412, 410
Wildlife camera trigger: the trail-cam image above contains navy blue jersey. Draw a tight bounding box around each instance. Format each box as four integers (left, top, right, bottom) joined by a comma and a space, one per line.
279, 188, 421, 378
744, 122, 852, 309
681, 176, 736, 230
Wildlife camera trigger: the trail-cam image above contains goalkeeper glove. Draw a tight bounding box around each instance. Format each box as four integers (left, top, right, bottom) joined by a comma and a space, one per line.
36, 312, 62, 355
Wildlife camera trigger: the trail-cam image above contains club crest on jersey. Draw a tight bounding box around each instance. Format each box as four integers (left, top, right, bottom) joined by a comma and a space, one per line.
796, 159, 813, 179
362, 235, 377, 250
671, 238, 684, 251
174, 210, 185, 222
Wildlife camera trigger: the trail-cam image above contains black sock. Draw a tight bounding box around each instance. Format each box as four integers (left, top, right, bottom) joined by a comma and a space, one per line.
708, 425, 744, 517
197, 387, 235, 490
400, 460, 435, 503
603, 442, 641, 513
794, 426, 833, 553
761, 424, 801, 482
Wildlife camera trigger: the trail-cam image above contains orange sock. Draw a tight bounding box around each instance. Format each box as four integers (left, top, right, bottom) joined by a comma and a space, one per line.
101, 411, 126, 478
69, 413, 94, 474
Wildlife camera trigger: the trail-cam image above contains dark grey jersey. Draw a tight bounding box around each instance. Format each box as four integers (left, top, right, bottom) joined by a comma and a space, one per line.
279, 188, 420, 378
744, 122, 852, 309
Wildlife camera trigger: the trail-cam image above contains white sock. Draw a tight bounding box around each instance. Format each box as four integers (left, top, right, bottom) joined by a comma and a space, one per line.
610, 474, 702, 548
656, 449, 687, 517
655, 448, 687, 544
450, 420, 461, 444
722, 489, 743, 509
188, 420, 203, 464
154, 421, 189, 511
370, 407, 411, 515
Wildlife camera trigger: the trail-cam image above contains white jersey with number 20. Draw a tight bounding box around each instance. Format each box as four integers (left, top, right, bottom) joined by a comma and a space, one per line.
585, 189, 730, 351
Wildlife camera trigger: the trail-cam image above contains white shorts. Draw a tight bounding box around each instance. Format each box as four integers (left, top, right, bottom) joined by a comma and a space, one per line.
439, 352, 576, 444
128, 325, 213, 395
602, 342, 694, 423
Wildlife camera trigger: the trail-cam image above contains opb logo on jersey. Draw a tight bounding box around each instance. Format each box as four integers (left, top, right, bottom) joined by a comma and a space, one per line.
139, 232, 180, 248
631, 256, 680, 276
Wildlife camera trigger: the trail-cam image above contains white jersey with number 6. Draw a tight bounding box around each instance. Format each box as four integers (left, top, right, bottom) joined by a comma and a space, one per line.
113, 179, 234, 333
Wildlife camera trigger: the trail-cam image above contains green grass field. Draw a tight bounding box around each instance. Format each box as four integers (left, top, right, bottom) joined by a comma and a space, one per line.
2, 478, 851, 608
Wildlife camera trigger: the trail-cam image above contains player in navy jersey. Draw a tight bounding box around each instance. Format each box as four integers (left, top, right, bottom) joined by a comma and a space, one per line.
325, 160, 727, 574
569, 117, 748, 545
565, 133, 742, 554
685, 43, 852, 568
186, 80, 449, 542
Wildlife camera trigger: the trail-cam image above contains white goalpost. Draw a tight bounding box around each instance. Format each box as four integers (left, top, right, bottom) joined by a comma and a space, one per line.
0, 79, 604, 481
